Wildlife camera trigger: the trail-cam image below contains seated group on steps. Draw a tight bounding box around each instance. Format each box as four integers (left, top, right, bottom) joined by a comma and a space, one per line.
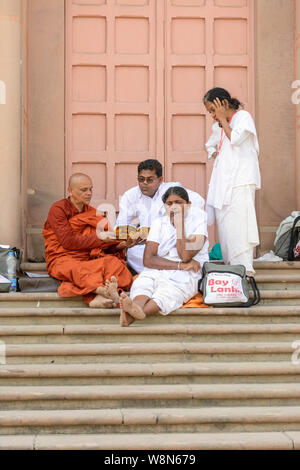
43, 162, 258, 328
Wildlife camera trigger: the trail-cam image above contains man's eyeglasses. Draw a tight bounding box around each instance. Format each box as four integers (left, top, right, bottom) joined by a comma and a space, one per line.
137, 176, 156, 184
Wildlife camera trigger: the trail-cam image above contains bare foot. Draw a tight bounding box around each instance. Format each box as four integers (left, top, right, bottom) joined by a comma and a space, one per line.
93, 286, 108, 296
105, 276, 120, 305
120, 308, 135, 327
119, 292, 145, 320
89, 294, 114, 309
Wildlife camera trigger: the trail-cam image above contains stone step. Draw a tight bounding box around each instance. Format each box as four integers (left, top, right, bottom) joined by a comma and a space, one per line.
1, 291, 290, 305
253, 261, 300, 271
0, 322, 296, 341
0, 306, 300, 327
1, 383, 300, 410
2, 382, 300, 401
0, 362, 300, 386
1, 323, 300, 344
0, 431, 299, 450
1, 288, 300, 308
21, 261, 300, 273
17, 268, 299, 293
256, 269, 300, 275
254, 273, 300, 290
21, 263, 47, 273
1, 406, 300, 434
17, 274, 300, 290
1, 341, 298, 364
0, 293, 86, 308
17, 262, 300, 294
2, 260, 299, 447
255, 273, 300, 282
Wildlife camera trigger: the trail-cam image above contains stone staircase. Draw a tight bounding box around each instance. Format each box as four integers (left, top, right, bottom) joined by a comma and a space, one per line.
0, 261, 300, 449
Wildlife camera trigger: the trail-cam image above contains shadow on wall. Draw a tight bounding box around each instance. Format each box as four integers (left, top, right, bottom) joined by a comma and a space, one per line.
26, 233, 45, 263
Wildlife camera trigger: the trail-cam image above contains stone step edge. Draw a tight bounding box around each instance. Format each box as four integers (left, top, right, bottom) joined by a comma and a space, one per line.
2, 323, 300, 336
20, 261, 300, 271
0, 431, 299, 450
1, 290, 300, 302
2, 341, 300, 357
2, 406, 300, 427
255, 274, 300, 282
1, 306, 300, 317
1, 383, 300, 401
15, 274, 300, 283
0, 362, 300, 378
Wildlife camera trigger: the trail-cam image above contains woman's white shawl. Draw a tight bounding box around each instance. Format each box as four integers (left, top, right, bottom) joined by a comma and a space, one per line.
206, 110, 260, 224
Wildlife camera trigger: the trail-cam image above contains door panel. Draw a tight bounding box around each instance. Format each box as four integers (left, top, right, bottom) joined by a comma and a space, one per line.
165, 0, 254, 191
66, 0, 160, 209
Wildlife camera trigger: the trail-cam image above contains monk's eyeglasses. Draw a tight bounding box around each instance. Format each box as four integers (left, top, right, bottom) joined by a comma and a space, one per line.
137, 176, 157, 184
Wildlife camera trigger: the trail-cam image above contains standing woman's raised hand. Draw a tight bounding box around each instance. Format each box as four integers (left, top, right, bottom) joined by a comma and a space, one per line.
213, 97, 228, 122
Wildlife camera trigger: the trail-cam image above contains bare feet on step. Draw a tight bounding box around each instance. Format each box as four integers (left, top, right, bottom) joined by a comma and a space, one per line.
119, 308, 135, 327
93, 286, 107, 296
89, 294, 114, 309
105, 276, 120, 305
119, 292, 145, 321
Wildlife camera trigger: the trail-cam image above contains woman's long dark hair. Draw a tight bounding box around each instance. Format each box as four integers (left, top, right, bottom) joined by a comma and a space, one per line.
162, 186, 189, 204
203, 87, 242, 110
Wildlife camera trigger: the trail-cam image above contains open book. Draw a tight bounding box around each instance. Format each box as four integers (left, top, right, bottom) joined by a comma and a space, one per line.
115, 225, 150, 241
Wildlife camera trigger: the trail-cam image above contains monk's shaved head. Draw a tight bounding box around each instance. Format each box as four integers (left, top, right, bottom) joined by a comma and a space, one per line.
68, 173, 92, 189
68, 173, 93, 211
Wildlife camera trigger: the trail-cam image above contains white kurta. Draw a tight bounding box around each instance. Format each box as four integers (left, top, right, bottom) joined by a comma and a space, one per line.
205, 110, 261, 272
215, 185, 259, 271
116, 182, 205, 273
205, 121, 222, 161
130, 206, 209, 315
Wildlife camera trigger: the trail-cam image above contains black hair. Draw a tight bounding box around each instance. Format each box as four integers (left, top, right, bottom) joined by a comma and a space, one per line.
162, 186, 190, 204
138, 159, 162, 178
203, 87, 242, 110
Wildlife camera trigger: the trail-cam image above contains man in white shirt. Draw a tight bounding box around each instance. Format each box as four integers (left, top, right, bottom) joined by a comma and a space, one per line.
115, 159, 205, 274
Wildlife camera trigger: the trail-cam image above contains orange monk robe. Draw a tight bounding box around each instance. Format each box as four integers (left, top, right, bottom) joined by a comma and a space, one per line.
42, 206, 132, 304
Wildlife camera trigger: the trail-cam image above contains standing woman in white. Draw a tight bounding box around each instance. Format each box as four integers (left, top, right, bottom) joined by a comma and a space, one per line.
203, 88, 261, 275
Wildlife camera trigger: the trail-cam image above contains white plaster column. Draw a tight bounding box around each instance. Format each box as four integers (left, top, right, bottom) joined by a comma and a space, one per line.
0, 0, 22, 247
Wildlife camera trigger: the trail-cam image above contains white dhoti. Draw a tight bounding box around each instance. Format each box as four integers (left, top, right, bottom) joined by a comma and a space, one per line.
130, 269, 199, 315
215, 185, 259, 273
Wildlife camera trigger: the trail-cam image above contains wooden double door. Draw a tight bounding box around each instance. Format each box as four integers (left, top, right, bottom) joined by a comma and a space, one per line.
66, 0, 254, 210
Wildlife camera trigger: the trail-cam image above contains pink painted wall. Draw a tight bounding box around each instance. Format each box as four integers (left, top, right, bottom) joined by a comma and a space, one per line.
26, 0, 65, 259
255, 0, 296, 253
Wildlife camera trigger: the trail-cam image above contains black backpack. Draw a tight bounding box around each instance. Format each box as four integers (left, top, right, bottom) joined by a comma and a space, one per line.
288, 216, 300, 261
274, 215, 300, 261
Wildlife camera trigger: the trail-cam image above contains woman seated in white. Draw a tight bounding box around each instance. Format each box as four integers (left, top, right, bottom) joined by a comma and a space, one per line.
119, 186, 209, 327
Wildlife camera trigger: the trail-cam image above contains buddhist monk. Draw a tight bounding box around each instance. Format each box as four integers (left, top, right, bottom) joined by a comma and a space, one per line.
42, 173, 134, 307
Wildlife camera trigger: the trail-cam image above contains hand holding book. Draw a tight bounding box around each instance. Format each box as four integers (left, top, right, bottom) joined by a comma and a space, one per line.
115, 225, 150, 241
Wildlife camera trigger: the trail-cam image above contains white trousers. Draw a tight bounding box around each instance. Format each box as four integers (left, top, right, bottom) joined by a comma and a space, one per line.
215, 185, 259, 273
130, 269, 198, 315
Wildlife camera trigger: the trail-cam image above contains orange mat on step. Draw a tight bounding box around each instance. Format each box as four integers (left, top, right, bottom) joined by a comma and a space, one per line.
182, 292, 212, 308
